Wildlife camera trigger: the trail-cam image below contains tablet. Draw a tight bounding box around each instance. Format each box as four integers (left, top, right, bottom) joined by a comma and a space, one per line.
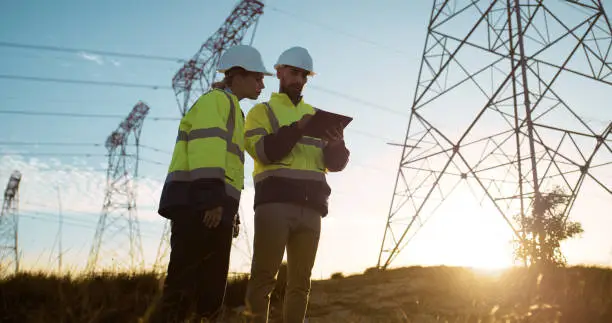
302, 108, 353, 139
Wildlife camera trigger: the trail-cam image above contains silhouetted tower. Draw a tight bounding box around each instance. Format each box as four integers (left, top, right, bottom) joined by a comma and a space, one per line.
378, 0, 612, 269
154, 0, 264, 272
0, 171, 22, 274
88, 101, 150, 272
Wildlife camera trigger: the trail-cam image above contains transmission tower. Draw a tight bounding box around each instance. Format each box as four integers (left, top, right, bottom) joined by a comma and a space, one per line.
172, 0, 265, 116
154, 0, 264, 272
87, 101, 150, 272
0, 171, 22, 274
378, 0, 612, 270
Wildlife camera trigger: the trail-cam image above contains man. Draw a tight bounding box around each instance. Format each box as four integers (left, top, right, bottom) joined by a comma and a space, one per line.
152, 44, 272, 322
243, 46, 350, 322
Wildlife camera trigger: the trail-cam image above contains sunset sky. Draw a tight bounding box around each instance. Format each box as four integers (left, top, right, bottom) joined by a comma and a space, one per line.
0, 0, 611, 278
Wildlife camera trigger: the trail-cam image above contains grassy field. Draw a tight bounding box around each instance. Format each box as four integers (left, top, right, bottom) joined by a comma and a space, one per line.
1, 265, 611, 322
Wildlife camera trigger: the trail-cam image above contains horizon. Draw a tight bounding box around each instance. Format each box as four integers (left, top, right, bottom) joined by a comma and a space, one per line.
1, 0, 611, 279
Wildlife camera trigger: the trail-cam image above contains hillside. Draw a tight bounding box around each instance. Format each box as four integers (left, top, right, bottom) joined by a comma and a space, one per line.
1, 265, 611, 322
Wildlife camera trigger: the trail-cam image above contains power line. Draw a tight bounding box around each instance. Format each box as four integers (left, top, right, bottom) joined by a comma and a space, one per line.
0, 41, 186, 63
140, 157, 168, 166
19, 212, 160, 239
0, 110, 394, 143
0, 109, 179, 121
140, 144, 173, 155
308, 85, 409, 117
267, 6, 408, 56
0, 72, 408, 117
1, 152, 116, 157
0, 141, 173, 154
0, 74, 173, 91
0, 141, 104, 147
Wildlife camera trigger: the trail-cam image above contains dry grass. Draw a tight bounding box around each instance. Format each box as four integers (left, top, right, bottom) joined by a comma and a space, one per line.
0, 265, 611, 322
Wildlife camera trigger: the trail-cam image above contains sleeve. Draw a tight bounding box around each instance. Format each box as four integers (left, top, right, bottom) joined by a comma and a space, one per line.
245, 104, 304, 164
186, 93, 230, 212
323, 140, 350, 172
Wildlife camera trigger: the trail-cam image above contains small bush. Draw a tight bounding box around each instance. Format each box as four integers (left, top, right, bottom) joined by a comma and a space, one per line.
330, 272, 344, 279
364, 266, 381, 275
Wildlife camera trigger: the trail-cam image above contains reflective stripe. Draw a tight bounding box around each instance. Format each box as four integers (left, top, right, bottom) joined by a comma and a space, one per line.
299, 137, 325, 149
225, 184, 241, 200
221, 91, 244, 163
179, 127, 244, 163
261, 102, 322, 150
176, 130, 188, 142
179, 91, 244, 163
188, 127, 228, 140
255, 138, 270, 164
219, 91, 242, 200
165, 167, 226, 182
224, 90, 236, 140
245, 128, 268, 137
228, 142, 245, 163
254, 168, 325, 183
263, 102, 280, 132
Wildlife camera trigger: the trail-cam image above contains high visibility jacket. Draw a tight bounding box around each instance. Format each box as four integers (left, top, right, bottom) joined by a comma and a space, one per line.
158, 89, 244, 220
244, 92, 350, 216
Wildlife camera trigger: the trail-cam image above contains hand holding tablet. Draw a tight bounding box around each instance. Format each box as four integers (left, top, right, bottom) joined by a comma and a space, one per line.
300, 108, 353, 140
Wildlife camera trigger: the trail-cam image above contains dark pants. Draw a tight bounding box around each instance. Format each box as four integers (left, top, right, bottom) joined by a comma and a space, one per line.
151, 210, 234, 322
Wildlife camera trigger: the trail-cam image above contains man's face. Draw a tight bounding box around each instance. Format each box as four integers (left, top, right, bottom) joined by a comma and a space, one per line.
277, 65, 309, 98
236, 72, 265, 100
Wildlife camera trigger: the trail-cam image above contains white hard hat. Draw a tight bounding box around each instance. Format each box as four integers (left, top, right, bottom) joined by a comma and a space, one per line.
217, 44, 273, 76
274, 46, 315, 76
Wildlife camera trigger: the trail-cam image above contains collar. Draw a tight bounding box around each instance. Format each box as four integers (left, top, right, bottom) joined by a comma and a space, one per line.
271, 92, 303, 106
217, 87, 238, 101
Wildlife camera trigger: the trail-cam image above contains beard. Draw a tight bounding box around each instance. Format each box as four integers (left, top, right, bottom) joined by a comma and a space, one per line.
280, 84, 303, 99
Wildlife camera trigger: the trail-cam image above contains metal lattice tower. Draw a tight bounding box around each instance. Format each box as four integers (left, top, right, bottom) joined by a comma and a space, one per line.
154, 0, 264, 272
87, 101, 150, 272
378, 0, 612, 270
172, 0, 265, 116
0, 171, 22, 274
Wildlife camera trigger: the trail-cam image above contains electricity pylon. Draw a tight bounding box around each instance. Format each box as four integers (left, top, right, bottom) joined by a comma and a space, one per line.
87, 102, 150, 272
378, 0, 612, 269
1, 171, 22, 275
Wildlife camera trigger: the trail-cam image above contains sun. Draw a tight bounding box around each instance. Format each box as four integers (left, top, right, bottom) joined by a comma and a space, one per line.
398, 188, 519, 270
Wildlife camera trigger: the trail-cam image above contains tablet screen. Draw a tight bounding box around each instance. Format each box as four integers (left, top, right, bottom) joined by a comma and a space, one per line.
302, 109, 353, 139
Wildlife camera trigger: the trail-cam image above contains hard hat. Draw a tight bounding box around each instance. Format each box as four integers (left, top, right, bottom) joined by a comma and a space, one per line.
217, 45, 273, 76
274, 46, 315, 76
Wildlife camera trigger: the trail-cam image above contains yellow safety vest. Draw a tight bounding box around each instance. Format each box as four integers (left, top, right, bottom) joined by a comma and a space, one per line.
244, 93, 327, 185
158, 89, 244, 218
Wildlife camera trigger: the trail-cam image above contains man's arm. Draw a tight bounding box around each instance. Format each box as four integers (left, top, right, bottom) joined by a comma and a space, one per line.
245, 105, 311, 164
324, 140, 350, 172
187, 93, 230, 212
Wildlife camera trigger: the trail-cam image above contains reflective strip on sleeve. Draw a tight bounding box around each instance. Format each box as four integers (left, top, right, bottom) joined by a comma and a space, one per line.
254, 138, 270, 164
176, 130, 188, 142
188, 127, 228, 140
245, 128, 268, 137
228, 142, 245, 163
298, 137, 325, 149
263, 102, 280, 132
252, 102, 278, 164
254, 168, 325, 183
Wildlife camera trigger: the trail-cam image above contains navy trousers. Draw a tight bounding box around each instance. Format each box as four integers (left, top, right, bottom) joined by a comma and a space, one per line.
151, 208, 234, 322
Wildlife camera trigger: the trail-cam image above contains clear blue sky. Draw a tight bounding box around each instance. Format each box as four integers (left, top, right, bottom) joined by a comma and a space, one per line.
0, 0, 611, 277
